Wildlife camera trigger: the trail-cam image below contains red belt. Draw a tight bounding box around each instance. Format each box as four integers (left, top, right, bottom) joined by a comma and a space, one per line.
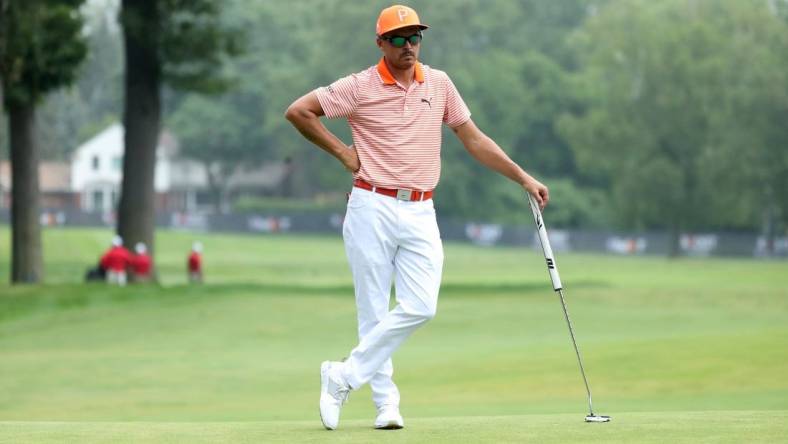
353, 179, 433, 201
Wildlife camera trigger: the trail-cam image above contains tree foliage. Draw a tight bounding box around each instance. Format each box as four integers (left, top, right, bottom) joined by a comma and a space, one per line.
1, 0, 87, 108
558, 0, 788, 251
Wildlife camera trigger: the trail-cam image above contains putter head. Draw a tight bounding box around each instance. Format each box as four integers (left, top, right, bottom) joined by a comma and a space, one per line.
585, 414, 611, 423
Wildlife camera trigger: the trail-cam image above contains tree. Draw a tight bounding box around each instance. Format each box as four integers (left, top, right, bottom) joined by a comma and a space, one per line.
558, 0, 785, 254
117, 0, 241, 258
0, 0, 87, 283
703, 0, 788, 251
169, 94, 263, 213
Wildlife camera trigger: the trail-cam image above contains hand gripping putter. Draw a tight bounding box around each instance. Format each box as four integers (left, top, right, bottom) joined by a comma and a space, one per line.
527, 194, 611, 423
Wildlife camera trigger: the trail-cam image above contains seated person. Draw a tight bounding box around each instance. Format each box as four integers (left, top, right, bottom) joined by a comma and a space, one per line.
130, 242, 152, 283
100, 235, 131, 286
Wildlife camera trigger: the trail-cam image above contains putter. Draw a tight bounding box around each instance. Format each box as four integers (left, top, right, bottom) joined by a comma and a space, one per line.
527, 194, 611, 423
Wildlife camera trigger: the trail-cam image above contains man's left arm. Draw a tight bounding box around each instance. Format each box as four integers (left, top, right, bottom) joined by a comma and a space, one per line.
452, 119, 549, 210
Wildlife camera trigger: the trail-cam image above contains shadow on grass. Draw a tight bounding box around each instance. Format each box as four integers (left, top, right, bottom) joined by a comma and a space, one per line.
0, 280, 609, 324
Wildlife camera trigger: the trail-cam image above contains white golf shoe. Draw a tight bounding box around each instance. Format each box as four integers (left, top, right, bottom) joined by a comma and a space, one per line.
374, 405, 404, 430
319, 361, 351, 430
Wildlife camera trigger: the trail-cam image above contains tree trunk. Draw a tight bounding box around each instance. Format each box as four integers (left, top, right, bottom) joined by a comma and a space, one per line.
9, 101, 43, 283
117, 0, 160, 256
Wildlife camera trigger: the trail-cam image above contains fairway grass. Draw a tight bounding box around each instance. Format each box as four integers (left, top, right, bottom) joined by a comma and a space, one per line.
1, 227, 787, 442
2, 411, 787, 443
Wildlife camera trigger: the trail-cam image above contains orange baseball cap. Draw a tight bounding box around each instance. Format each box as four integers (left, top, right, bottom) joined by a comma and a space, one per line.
376, 5, 429, 36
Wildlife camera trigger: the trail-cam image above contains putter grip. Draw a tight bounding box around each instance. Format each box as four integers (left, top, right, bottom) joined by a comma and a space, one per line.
527, 194, 563, 291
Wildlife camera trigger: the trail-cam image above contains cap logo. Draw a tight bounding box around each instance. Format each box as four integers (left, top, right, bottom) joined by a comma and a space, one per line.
397, 8, 409, 22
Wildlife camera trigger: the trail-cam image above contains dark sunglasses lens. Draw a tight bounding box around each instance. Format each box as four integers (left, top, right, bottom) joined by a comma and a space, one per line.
408, 35, 422, 45
390, 36, 407, 47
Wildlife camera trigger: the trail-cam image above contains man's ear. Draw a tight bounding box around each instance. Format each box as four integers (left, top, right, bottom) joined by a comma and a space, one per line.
376, 37, 383, 49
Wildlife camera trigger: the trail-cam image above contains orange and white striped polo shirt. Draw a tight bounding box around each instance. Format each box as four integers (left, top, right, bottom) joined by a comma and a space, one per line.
315, 58, 471, 192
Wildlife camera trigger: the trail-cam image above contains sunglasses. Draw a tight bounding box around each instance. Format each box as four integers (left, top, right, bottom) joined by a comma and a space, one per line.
381, 32, 422, 48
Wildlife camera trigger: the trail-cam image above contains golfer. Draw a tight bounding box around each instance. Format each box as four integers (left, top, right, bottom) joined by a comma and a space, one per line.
285, 4, 549, 431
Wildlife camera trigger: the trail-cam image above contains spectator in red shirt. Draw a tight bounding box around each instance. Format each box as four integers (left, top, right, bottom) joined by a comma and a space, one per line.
131, 242, 152, 283
100, 235, 131, 286
188, 241, 203, 283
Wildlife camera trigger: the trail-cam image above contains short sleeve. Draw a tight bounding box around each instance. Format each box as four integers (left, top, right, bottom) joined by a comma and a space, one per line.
442, 75, 472, 128
314, 74, 359, 119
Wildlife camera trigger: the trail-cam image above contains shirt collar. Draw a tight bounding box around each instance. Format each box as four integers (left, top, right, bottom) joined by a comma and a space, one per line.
377, 57, 424, 85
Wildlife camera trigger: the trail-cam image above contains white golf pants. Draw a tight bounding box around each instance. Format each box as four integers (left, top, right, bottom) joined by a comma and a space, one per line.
340, 187, 444, 408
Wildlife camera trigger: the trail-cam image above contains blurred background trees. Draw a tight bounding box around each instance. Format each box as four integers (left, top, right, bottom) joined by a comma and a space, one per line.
4, 0, 787, 254
559, 0, 788, 254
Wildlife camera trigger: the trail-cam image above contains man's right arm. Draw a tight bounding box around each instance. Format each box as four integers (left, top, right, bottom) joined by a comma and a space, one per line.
285, 92, 359, 172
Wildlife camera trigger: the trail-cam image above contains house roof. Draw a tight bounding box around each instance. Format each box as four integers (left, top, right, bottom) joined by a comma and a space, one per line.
73, 122, 179, 159
41, 162, 72, 191
0, 161, 72, 192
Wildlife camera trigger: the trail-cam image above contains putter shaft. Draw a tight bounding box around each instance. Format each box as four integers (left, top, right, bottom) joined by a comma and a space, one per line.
557, 289, 595, 417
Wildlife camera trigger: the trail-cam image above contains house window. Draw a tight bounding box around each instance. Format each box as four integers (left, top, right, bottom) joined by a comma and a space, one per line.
92, 155, 100, 171
113, 156, 122, 171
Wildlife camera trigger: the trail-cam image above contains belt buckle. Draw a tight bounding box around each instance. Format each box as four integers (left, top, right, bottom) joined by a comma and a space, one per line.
396, 188, 413, 201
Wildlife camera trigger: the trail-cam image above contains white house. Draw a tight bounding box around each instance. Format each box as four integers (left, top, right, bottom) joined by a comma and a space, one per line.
69, 123, 288, 214
71, 123, 180, 212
